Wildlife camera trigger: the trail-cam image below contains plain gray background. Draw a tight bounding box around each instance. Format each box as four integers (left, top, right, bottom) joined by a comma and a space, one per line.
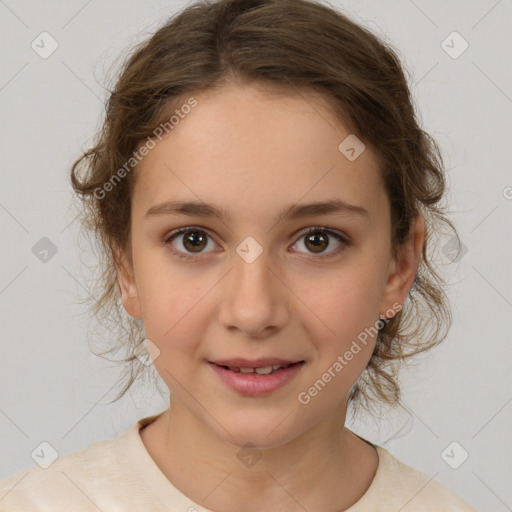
1, 1, 511, 510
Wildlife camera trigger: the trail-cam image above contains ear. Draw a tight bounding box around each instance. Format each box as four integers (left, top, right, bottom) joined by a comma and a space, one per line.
379, 215, 425, 319
116, 245, 143, 320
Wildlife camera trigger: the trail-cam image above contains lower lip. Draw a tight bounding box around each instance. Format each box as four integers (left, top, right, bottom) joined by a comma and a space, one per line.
208, 361, 305, 396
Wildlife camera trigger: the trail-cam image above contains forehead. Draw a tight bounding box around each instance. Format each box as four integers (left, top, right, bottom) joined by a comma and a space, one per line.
132, 83, 387, 224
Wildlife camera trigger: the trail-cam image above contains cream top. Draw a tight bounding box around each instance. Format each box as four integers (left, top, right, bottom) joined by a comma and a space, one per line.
0, 414, 477, 511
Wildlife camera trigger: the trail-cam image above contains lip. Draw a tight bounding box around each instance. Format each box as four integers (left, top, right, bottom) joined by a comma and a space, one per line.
208, 360, 306, 396
209, 357, 302, 368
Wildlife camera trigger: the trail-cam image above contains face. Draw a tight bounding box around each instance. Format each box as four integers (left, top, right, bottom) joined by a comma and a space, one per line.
117, 82, 423, 449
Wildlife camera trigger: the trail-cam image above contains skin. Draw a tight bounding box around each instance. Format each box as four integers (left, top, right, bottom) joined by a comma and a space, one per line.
117, 81, 425, 511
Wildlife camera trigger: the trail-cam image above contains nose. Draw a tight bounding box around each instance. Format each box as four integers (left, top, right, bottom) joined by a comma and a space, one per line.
218, 249, 290, 339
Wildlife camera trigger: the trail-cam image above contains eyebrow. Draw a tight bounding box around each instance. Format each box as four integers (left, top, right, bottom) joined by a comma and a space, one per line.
144, 198, 369, 222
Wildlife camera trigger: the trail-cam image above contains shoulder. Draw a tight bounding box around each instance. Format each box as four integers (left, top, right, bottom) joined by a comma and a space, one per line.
365, 446, 478, 511
0, 434, 122, 511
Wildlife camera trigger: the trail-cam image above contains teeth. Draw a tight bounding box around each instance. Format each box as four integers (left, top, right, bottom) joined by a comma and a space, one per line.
227, 364, 285, 374
255, 366, 276, 375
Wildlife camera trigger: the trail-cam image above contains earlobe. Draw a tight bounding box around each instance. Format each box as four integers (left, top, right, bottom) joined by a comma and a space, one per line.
116, 248, 143, 320
379, 215, 425, 319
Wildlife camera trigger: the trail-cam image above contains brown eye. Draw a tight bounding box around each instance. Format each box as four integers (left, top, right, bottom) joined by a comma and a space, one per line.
292, 227, 348, 258
164, 227, 216, 258
304, 231, 329, 253
182, 230, 208, 252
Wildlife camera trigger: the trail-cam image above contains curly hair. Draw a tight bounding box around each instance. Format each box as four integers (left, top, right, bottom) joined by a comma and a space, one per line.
68, 0, 461, 415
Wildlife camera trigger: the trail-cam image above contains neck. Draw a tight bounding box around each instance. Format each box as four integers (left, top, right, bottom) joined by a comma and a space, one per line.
140, 396, 379, 511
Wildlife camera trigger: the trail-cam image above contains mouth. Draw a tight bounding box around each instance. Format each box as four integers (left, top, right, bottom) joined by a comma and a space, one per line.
211, 361, 305, 375
208, 360, 306, 396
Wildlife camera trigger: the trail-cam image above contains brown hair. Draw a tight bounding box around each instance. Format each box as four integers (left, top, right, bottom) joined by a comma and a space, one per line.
69, 0, 461, 415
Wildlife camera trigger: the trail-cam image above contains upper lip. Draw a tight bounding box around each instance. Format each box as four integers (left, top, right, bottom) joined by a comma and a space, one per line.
209, 357, 304, 368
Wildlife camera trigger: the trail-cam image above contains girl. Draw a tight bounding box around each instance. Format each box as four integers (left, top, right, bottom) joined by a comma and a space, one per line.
0, 0, 477, 510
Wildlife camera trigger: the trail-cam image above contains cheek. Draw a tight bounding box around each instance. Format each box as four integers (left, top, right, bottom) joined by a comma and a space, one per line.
135, 267, 208, 356
297, 267, 382, 374
300, 263, 383, 334
145, 298, 207, 392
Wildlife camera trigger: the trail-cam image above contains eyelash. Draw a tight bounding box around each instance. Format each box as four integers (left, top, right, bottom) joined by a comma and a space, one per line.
163, 226, 350, 261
